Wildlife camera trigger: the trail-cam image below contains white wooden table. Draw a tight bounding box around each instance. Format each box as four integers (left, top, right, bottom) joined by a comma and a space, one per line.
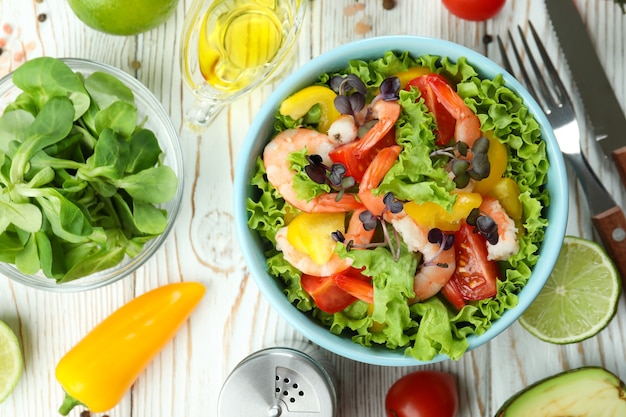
1, 0, 625, 416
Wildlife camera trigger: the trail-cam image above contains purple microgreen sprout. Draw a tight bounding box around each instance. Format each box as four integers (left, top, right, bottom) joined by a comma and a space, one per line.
304, 154, 355, 201
424, 228, 455, 268
334, 93, 366, 119
430, 136, 491, 189
466, 208, 499, 245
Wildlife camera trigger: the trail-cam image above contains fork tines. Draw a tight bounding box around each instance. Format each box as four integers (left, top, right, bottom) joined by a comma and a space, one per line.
497, 21, 571, 113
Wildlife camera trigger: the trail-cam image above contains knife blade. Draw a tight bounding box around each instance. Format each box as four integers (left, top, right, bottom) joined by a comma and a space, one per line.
545, 0, 626, 187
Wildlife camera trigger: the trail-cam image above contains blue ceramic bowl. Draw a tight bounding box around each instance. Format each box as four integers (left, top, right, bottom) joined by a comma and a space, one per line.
233, 36, 568, 365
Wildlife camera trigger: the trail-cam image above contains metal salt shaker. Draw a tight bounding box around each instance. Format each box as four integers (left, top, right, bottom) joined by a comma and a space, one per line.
218, 341, 338, 416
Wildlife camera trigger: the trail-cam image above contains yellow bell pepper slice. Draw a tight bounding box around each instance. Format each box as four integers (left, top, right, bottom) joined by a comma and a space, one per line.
279, 85, 341, 133
394, 66, 432, 89
473, 132, 508, 194
404, 192, 483, 231
56, 282, 205, 415
287, 212, 345, 265
487, 177, 523, 220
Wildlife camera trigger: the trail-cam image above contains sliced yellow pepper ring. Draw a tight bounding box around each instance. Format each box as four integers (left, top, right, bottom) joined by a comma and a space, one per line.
286, 212, 346, 265
278, 85, 342, 133
487, 177, 523, 220
404, 192, 483, 231
472, 132, 508, 194
394, 66, 432, 89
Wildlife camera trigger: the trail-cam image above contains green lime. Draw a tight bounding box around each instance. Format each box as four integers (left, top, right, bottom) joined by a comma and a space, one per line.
519, 236, 621, 344
67, 0, 179, 36
0, 320, 22, 403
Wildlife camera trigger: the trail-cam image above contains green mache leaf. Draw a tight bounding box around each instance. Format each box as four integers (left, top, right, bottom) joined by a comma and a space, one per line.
132, 201, 167, 235
0, 201, 43, 233
0, 232, 24, 263
94, 100, 138, 139
126, 129, 162, 174
84, 71, 135, 110
81, 128, 130, 180
115, 166, 178, 204
15, 233, 40, 275
10, 96, 75, 184
3, 92, 39, 116
0, 109, 35, 154
11, 57, 90, 120
35, 231, 66, 279
59, 246, 126, 283
35, 189, 93, 243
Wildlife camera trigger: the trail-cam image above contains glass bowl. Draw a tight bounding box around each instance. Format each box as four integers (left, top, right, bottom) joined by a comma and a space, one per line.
0, 58, 184, 292
233, 36, 569, 366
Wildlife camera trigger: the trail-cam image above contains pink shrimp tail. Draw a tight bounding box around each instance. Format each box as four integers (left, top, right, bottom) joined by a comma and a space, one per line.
353, 100, 401, 157
358, 145, 401, 216
426, 76, 481, 146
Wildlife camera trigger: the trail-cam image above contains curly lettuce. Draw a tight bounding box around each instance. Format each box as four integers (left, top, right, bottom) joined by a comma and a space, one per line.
246, 51, 549, 361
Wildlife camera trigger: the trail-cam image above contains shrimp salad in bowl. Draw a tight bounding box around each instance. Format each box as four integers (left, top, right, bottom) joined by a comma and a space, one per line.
236, 37, 567, 364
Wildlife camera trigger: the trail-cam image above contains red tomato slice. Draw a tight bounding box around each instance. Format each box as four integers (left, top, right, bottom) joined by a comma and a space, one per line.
449, 221, 500, 301
440, 279, 466, 310
333, 267, 374, 304
300, 273, 356, 313
385, 371, 458, 417
329, 127, 397, 182
405, 74, 456, 145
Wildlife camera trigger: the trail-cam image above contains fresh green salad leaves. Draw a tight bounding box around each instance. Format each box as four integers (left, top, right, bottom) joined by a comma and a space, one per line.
0, 57, 178, 283
247, 51, 549, 361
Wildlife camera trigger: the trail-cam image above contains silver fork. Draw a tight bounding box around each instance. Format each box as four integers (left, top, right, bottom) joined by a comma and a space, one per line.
498, 22, 626, 281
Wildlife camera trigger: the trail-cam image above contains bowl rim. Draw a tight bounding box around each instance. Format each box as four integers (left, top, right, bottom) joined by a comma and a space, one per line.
234, 35, 568, 365
0, 57, 185, 292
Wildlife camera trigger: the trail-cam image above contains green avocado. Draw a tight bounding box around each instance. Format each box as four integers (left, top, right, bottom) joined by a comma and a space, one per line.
495, 367, 626, 416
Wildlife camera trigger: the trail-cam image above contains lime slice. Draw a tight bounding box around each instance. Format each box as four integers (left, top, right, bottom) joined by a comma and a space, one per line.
0, 320, 22, 403
519, 236, 621, 344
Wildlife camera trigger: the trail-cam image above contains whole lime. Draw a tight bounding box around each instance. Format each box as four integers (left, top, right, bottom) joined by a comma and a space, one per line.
67, 0, 179, 36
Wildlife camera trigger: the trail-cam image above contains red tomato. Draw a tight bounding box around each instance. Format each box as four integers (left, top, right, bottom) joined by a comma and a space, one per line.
385, 371, 458, 417
300, 274, 356, 313
405, 75, 456, 145
441, 279, 466, 310
449, 221, 500, 301
333, 267, 374, 304
441, 0, 506, 21
329, 127, 397, 182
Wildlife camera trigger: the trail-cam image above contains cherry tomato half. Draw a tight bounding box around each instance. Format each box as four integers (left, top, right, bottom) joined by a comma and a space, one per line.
441, 0, 506, 21
385, 371, 458, 417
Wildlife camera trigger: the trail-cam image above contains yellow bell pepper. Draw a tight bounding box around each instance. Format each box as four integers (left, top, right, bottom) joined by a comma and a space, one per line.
278, 85, 341, 133
56, 282, 206, 415
404, 192, 483, 231
487, 177, 523, 220
394, 66, 432, 89
287, 212, 345, 265
472, 132, 508, 194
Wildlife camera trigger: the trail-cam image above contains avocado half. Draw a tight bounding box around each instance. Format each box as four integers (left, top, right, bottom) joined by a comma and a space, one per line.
495, 367, 626, 416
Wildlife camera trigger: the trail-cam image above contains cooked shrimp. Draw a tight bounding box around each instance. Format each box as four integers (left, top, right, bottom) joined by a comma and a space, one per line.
426, 75, 481, 146
390, 215, 456, 302
479, 197, 519, 261
276, 226, 353, 276
275, 208, 374, 276
264, 128, 362, 213
357, 145, 402, 216
327, 114, 359, 145
353, 99, 401, 157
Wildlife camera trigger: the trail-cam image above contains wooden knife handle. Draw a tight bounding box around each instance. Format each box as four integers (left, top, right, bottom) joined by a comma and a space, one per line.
611, 146, 626, 190
591, 205, 626, 290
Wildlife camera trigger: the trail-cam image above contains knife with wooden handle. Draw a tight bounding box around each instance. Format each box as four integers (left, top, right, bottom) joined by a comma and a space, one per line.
545, 0, 626, 188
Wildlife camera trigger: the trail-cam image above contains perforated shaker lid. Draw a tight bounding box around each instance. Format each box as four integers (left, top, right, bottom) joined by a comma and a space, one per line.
218, 347, 337, 417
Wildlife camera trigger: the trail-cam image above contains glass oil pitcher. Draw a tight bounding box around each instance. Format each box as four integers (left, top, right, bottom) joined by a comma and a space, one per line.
180, 0, 307, 129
